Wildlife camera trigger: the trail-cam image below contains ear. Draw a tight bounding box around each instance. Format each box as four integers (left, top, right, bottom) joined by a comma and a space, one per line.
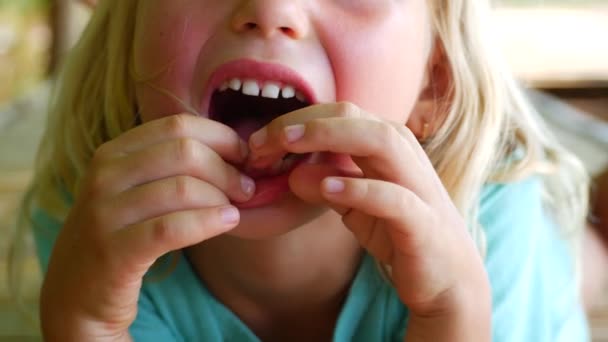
408, 38, 452, 141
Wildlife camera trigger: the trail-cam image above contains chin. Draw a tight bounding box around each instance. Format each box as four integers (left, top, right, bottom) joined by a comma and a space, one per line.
226, 193, 327, 240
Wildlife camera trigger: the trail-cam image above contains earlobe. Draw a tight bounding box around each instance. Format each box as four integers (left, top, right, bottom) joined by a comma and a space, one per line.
408, 99, 437, 142
421, 122, 431, 141
408, 39, 451, 142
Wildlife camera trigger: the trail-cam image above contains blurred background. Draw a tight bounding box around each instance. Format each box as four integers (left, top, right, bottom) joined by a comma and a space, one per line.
0, 0, 607, 340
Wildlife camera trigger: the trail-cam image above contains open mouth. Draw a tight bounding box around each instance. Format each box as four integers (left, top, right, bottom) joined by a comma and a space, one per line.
209, 78, 312, 178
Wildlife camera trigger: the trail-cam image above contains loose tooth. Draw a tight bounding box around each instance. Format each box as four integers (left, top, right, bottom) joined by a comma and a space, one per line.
229, 78, 242, 91
270, 159, 283, 175
242, 79, 260, 96
295, 91, 306, 102
307, 152, 322, 164
281, 156, 296, 172
261, 82, 281, 99
219, 82, 229, 91
282, 86, 295, 99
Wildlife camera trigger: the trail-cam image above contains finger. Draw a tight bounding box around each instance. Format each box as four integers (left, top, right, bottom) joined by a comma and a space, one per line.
288, 157, 362, 210
320, 177, 432, 242
390, 123, 433, 168
390, 123, 452, 204
99, 114, 248, 164
92, 138, 255, 202
104, 176, 229, 228
114, 205, 240, 265
279, 118, 405, 165
341, 209, 394, 264
278, 117, 434, 201
248, 102, 373, 168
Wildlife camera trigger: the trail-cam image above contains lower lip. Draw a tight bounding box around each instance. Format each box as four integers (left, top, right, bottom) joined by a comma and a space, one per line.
234, 155, 310, 209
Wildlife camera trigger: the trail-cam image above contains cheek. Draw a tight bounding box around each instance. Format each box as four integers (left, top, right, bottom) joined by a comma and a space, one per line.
321, 13, 430, 123
133, 2, 215, 121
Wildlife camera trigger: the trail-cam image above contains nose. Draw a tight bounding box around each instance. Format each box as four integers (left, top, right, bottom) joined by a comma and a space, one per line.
231, 0, 309, 39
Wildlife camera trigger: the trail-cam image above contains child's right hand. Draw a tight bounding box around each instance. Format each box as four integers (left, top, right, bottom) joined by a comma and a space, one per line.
40, 114, 254, 341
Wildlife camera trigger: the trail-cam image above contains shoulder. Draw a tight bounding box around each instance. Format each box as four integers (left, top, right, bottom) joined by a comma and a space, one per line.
479, 176, 549, 257
479, 176, 589, 341
480, 176, 544, 227
479, 176, 575, 277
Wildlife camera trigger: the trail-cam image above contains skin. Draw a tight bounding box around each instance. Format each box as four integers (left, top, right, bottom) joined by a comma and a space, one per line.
41, 0, 491, 341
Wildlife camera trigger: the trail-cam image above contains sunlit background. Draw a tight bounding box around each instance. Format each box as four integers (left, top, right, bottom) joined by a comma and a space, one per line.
1, 0, 607, 340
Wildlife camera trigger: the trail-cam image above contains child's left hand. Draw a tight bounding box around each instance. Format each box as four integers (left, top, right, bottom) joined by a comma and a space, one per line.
248, 102, 490, 320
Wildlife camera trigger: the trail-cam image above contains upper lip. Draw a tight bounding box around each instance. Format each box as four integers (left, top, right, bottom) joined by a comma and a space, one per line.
200, 58, 318, 115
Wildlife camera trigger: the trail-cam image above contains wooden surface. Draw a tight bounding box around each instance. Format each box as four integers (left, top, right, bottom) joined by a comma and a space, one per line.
494, 7, 608, 88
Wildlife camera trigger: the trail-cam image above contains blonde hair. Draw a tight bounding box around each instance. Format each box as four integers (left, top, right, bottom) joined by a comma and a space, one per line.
9, 0, 588, 327
425, 0, 588, 246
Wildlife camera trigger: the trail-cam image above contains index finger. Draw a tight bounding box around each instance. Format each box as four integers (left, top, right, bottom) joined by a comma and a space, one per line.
101, 114, 248, 164
248, 102, 372, 165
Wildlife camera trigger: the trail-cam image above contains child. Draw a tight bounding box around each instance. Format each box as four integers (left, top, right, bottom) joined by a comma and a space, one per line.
12, 0, 590, 340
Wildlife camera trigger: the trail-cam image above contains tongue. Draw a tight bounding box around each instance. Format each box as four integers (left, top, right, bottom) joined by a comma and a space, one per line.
233, 118, 264, 141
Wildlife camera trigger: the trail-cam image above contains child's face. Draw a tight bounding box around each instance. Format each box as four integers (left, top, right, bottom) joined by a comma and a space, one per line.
134, 0, 432, 125
132, 0, 433, 236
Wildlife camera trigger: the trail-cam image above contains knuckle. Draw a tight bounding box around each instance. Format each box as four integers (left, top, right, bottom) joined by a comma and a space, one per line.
86, 167, 112, 197
308, 118, 330, 140
87, 143, 122, 196
394, 189, 416, 220
335, 101, 360, 118
174, 138, 200, 165
366, 121, 398, 154
198, 149, 218, 173
164, 114, 190, 137
173, 176, 194, 204
151, 216, 177, 244
92, 142, 111, 162
89, 144, 115, 175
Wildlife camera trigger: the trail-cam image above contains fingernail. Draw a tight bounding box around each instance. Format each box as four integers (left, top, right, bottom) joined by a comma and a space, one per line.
241, 175, 256, 196
220, 206, 240, 225
324, 178, 345, 193
284, 124, 306, 143
250, 128, 267, 149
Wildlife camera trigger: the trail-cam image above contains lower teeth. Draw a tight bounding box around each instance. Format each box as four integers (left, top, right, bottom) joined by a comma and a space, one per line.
247, 154, 305, 178
267, 154, 300, 176
280, 154, 299, 172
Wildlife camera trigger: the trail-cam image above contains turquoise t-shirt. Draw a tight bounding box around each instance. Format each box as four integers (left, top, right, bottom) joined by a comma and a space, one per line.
32, 177, 589, 341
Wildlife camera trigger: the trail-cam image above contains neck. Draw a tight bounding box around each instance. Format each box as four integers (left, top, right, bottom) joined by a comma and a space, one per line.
185, 210, 362, 335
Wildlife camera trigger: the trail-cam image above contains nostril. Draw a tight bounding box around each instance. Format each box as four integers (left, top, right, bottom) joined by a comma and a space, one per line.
245, 22, 257, 30
280, 27, 295, 37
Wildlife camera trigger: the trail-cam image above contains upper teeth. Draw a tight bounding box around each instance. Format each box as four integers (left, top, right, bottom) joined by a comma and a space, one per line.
219, 78, 306, 101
